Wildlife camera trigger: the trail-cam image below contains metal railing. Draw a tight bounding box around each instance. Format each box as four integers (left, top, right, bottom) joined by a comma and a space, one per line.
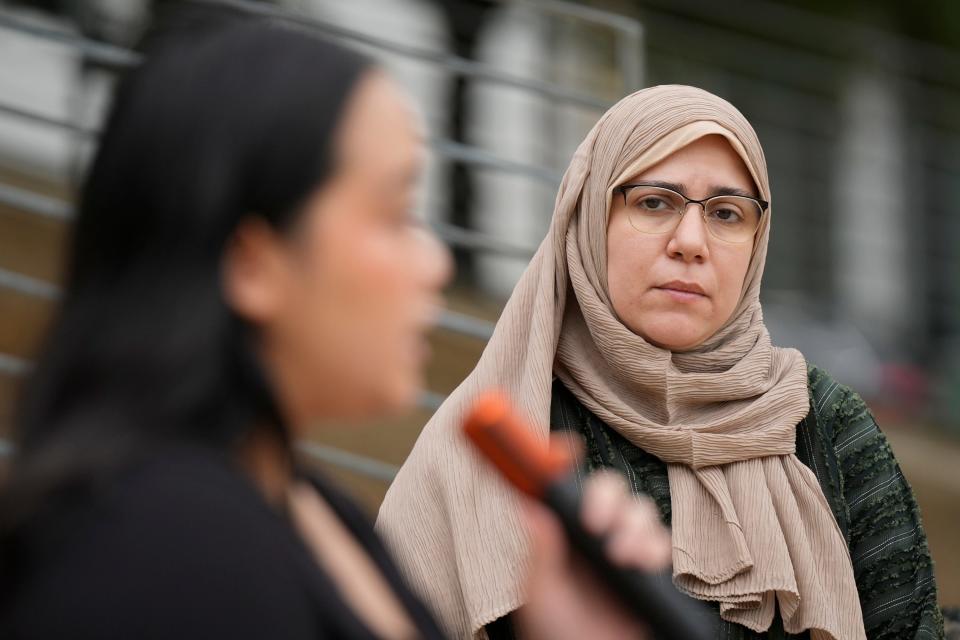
4, 0, 958, 481
0, 0, 642, 481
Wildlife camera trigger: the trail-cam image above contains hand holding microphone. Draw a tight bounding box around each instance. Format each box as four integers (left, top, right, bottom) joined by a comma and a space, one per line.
464, 392, 715, 640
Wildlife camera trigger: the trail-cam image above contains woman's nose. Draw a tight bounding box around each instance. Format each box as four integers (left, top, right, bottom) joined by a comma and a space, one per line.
419, 226, 454, 291
666, 203, 710, 262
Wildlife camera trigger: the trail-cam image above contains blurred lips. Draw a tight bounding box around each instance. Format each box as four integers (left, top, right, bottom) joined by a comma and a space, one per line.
409, 299, 444, 362
420, 299, 444, 331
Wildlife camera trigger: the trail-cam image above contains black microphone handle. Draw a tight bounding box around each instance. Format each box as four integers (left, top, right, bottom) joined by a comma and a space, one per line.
542, 477, 715, 640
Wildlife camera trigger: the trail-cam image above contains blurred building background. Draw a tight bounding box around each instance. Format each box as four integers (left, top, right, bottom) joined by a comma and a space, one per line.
0, 0, 957, 605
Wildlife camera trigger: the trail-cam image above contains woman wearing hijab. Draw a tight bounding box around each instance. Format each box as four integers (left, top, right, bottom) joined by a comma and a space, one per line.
0, 10, 673, 640
376, 85, 944, 640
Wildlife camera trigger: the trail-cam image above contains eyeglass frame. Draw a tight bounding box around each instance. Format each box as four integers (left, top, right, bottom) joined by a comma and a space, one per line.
614, 182, 769, 243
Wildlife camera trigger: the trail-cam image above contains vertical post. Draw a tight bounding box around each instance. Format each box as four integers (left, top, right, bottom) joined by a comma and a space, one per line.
834, 43, 917, 356
616, 22, 644, 93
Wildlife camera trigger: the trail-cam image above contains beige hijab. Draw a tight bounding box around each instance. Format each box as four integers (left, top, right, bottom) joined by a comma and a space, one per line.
376, 85, 866, 640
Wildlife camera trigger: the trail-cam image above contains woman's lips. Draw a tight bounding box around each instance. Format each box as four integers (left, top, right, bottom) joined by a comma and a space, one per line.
413, 333, 432, 364
411, 301, 443, 363
654, 281, 707, 302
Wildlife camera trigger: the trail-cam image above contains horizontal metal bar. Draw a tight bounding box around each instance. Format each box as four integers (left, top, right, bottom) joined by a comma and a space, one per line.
0, 189, 507, 342
0, 182, 73, 220
0, 261, 495, 345
0, 352, 32, 377
418, 389, 447, 413
0, 179, 544, 262
0, 99, 561, 189
0, 13, 141, 68
198, 0, 610, 111
430, 137, 562, 186
0, 99, 99, 137
1, 3, 609, 110
435, 309, 496, 341
8, 86, 954, 204
0, 264, 494, 346
0, 1, 622, 111
296, 442, 399, 482
0, 267, 60, 300
430, 221, 537, 260
504, 0, 642, 35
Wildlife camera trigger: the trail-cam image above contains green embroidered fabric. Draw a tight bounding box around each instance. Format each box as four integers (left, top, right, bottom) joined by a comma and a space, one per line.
485, 365, 945, 640
546, 365, 944, 639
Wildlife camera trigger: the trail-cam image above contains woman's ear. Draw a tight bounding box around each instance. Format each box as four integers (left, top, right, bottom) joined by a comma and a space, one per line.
222, 217, 291, 324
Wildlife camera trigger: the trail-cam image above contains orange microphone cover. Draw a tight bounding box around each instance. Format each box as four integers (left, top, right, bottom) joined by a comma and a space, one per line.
462, 391, 573, 498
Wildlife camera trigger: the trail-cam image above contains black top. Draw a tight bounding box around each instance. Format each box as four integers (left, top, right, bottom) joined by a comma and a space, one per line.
0, 444, 445, 640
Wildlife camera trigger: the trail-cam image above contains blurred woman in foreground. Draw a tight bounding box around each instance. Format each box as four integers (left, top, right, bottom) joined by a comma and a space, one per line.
0, 9, 670, 640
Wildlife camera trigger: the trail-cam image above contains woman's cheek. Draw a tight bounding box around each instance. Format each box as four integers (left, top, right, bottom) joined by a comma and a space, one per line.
356, 231, 418, 340
713, 250, 752, 324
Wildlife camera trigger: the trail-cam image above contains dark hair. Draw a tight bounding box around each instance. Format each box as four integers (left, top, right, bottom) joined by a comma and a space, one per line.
0, 8, 370, 567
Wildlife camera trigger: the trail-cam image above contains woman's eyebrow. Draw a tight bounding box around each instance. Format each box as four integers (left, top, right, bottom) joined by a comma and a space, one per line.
635, 179, 687, 192
631, 180, 759, 200
710, 185, 759, 199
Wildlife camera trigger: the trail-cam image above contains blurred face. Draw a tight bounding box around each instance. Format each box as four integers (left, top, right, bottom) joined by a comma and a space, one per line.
225, 71, 452, 426
606, 135, 757, 351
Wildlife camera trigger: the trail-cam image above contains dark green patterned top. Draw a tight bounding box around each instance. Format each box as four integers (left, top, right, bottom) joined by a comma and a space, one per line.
486, 365, 944, 640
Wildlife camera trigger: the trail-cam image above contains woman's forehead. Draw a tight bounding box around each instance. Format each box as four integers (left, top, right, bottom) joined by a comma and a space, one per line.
606, 121, 767, 201
337, 72, 424, 182
624, 135, 759, 196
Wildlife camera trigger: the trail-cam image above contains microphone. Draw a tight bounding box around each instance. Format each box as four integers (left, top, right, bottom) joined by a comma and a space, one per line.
463, 391, 714, 640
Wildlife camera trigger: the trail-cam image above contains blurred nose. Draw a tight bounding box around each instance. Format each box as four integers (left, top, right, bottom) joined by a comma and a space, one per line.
666, 203, 709, 263
417, 226, 454, 292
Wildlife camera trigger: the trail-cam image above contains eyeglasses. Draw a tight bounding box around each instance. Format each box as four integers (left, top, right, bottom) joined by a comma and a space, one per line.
614, 183, 768, 244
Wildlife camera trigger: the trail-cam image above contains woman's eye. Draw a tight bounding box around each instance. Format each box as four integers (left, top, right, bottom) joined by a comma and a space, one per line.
640, 197, 669, 210
711, 208, 743, 223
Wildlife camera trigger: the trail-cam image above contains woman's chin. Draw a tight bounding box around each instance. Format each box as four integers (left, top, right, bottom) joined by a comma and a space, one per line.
311, 376, 421, 425
373, 374, 424, 417
636, 320, 709, 352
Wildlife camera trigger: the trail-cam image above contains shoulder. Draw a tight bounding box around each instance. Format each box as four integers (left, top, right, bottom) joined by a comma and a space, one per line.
805, 364, 901, 492
101, 446, 296, 565
805, 365, 917, 525
10, 447, 317, 639
805, 363, 882, 454
805, 372, 943, 636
